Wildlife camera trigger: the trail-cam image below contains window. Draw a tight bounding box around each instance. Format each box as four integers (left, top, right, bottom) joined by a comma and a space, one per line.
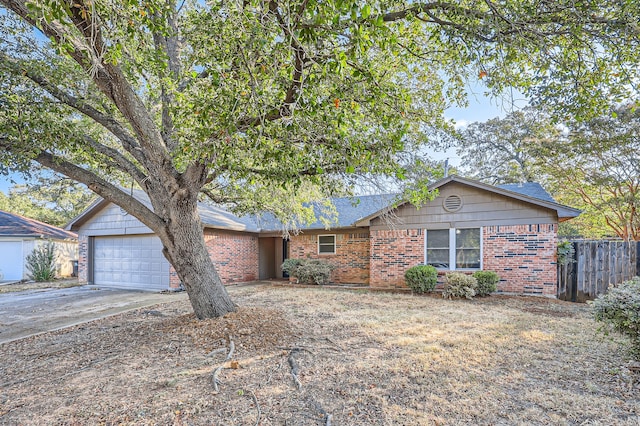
425, 228, 481, 270
318, 235, 336, 254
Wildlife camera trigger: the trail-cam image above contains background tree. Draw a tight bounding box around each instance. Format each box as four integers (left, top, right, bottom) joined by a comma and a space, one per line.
0, 174, 95, 227
455, 107, 559, 184
0, 1, 639, 318
540, 105, 640, 241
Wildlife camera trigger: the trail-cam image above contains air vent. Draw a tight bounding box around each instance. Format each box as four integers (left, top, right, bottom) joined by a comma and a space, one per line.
443, 194, 463, 212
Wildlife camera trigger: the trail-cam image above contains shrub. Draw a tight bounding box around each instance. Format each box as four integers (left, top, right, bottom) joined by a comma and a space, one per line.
592, 277, 640, 360
281, 258, 304, 278
26, 242, 58, 282
404, 265, 438, 293
443, 272, 477, 300
282, 258, 334, 285
473, 271, 499, 296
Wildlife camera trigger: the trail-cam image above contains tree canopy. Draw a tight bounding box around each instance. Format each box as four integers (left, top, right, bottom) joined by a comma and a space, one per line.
0, 175, 95, 227
455, 107, 558, 185
1, 0, 639, 317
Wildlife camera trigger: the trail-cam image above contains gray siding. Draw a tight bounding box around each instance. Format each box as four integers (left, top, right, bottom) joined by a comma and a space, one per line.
78, 203, 153, 236
371, 182, 557, 230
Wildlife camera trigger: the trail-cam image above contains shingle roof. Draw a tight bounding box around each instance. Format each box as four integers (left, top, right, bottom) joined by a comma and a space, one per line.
497, 182, 557, 204
66, 176, 579, 234
0, 210, 77, 240
254, 194, 398, 232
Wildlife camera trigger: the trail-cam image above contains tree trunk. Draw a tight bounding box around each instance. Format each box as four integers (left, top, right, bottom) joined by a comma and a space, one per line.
158, 195, 237, 319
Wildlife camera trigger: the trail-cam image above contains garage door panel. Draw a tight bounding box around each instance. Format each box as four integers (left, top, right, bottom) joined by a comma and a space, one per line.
0, 241, 23, 280
94, 235, 169, 291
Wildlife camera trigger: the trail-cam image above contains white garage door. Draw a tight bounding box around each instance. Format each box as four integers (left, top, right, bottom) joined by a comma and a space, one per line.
93, 235, 170, 291
0, 241, 24, 280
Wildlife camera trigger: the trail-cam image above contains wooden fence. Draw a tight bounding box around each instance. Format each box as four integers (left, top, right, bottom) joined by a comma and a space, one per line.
557, 240, 638, 302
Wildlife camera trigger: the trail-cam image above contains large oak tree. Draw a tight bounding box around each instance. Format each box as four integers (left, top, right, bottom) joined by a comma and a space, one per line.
0, 0, 638, 318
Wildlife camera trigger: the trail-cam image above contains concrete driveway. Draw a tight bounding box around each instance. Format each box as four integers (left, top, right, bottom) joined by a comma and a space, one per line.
0, 286, 187, 344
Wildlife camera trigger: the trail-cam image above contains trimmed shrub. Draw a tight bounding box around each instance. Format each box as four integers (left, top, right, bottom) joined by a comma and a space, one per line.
592, 277, 640, 360
473, 271, 499, 296
443, 272, 477, 300
26, 242, 58, 282
281, 258, 304, 278
282, 258, 334, 285
404, 265, 438, 293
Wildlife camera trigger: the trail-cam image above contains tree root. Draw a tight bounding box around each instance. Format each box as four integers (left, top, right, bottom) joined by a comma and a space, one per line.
211, 336, 235, 391
211, 366, 224, 391
249, 390, 260, 426
288, 348, 302, 390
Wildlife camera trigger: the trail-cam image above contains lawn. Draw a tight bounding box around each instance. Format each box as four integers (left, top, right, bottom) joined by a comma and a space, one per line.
0, 284, 638, 425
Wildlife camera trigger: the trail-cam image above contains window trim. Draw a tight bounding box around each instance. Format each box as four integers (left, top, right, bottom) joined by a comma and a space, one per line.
318, 234, 336, 255
424, 227, 483, 271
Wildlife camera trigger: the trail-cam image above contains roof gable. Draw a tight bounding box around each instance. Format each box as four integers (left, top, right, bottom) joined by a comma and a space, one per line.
355, 176, 581, 227
0, 210, 77, 240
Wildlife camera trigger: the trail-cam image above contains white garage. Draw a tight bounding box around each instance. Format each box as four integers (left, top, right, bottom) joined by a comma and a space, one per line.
0, 241, 24, 281
93, 235, 170, 291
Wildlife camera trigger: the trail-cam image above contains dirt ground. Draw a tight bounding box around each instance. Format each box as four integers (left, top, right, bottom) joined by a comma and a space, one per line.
1, 284, 638, 425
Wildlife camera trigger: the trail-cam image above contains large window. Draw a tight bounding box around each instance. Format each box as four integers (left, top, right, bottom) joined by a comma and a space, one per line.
425, 228, 481, 270
318, 235, 336, 254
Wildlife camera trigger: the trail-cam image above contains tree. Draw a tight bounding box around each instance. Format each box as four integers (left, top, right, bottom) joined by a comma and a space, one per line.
0, 174, 95, 227
540, 105, 640, 241
455, 107, 560, 184
0, 1, 638, 318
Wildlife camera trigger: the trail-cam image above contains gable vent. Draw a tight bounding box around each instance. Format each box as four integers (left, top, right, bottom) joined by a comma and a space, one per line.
443, 194, 463, 212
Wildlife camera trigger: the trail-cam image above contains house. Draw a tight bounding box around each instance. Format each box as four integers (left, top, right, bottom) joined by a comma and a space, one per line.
0, 210, 78, 281
66, 176, 580, 296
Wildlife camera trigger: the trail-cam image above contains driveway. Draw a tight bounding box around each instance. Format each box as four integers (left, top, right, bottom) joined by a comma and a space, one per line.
0, 286, 187, 344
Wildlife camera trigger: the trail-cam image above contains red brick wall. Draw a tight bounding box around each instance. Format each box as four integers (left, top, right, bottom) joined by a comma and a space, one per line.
369, 229, 424, 288
170, 229, 260, 287
483, 224, 557, 296
288, 231, 370, 284
203, 229, 259, 284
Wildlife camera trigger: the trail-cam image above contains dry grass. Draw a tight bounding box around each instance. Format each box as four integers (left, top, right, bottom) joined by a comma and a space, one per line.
0, 284, 638, 425
0, 279, 81, 294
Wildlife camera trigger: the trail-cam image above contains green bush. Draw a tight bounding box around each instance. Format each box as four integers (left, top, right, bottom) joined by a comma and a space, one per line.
282, 258, 334, 285
281, 258, 304, 277
592, 277, 640, 360
473, 271, 499, 296
26, 241, 58, 282
443, 272, 477, 300
404, 265, 438, 293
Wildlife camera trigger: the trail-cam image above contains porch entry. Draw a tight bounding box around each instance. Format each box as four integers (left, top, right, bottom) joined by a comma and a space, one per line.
258, 237, 289, 280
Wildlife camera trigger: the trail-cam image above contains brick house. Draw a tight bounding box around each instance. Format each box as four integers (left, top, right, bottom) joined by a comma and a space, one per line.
66, 176, 580, 296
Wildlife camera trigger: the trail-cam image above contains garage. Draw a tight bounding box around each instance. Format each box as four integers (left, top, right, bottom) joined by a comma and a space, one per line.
0, 241, 24, 281
93, 235, 170, 291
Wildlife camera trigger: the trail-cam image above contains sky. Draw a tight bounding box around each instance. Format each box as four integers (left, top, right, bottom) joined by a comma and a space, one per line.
0, 88, 526, 194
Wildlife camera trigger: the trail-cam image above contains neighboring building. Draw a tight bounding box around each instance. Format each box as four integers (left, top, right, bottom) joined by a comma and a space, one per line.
66, 176, 580, 297
0, 210, 78, 281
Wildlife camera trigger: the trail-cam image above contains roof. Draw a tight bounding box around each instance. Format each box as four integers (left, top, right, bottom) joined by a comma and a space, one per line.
355, 175, 581, 226
65, 189, 261, 233
0, 210, 77, 240
255, 194, 399, 232
66, 176, 580, 234
496, 182, 558, 204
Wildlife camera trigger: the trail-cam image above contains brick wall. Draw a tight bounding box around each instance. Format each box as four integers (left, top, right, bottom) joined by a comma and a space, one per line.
370, 229, 424, 288
203, 229, 259, 284
288, 231, 370, 284
77, 234, 88, 283
483, 224, 558, 296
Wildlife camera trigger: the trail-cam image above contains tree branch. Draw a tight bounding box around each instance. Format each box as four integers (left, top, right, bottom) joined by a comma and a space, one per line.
0, 139, 164, 232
